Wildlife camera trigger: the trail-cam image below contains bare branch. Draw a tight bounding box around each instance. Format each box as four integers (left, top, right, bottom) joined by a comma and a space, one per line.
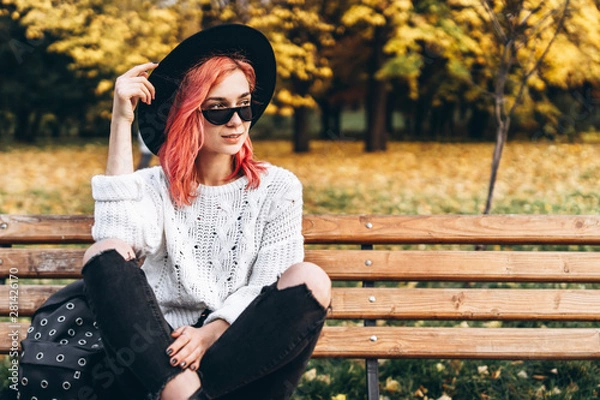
516, 6, 562, 49
519, 3, 544, 26
508, 0, 570, 116
481, 0, 507, 43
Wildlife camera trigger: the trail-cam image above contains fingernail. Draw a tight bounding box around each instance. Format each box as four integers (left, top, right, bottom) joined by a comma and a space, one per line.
166, 348, 173, 356
180, 361, 186, 368
171, 358, 177, 365
152, 61, 159, 64
191, 365, 196, 371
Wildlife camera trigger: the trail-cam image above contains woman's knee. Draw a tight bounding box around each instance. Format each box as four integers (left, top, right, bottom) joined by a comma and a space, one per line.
83, 238, 136, 265
278, 262, 331, 308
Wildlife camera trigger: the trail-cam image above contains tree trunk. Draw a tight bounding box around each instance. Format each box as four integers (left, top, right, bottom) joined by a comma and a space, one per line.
468, 106, 488, 140
365, 26, 388, 152
385, 92, 395, 138
293, 106, 310, 153
318, 99, 337, 140
483, 120, 509, 214
14, 108, 34, 143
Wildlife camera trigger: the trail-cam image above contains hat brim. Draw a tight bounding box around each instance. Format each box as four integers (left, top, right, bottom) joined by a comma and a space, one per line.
137, 24, 276, 155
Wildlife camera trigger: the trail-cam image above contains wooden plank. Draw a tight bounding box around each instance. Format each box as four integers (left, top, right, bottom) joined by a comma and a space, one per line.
0, 215, 93, 245
312, 327, 600, 359
302, 214, 600, 245
6, 285, 600, 321
307, 250, 600, 282
0, 248, 84, 278
4, 214, 600, 245
1, 323, 598, 359
0, 285, 63, 316
329, 288, 600, 320
4, 248, 600, 282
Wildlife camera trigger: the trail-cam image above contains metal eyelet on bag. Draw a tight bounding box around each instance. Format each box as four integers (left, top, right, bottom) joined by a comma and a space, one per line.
34, 332, 41, 340
20, 377, 28, 386
73, 371, 81, 379
91, 344, 100, 349
62, 381, 71, 390
75, 317, 84, 326
40, 318, 48, 326
57, 316, 66, 322
27, 326, 34, 333
78, 339, 87, 345
40, 380, 48, 388
85, 331, 93, 337
78, 358, 86, 367
60, 339, 69, 345
68, 329, 76, 337
49, 329, 57, 336
56, 354, 65, 362
66, 303, 75, 310
36, 352, 44, 360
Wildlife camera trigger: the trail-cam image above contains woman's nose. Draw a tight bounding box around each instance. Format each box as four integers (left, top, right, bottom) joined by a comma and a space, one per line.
227, 110, 243, 126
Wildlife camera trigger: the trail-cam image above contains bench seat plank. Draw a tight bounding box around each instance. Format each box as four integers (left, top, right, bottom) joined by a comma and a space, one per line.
4, 249, 600, 283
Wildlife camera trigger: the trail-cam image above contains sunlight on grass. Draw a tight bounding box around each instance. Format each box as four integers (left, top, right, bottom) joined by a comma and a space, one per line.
2, 140, 600, 216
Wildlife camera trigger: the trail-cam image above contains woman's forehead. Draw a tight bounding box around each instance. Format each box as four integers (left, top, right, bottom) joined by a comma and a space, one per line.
207, 70, 251, 100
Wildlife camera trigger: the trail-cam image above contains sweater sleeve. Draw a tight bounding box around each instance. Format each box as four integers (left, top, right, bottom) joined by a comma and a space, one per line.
91, 168, 164, 257
204, 172, 304, 325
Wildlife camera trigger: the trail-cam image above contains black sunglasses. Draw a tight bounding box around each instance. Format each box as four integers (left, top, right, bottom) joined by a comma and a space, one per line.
201, 106, 253, 126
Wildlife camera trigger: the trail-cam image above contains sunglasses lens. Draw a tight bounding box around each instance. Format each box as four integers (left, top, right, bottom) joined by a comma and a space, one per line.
203, 109, 233, 125
202, 106, 253, 125
238, 106, 253, 121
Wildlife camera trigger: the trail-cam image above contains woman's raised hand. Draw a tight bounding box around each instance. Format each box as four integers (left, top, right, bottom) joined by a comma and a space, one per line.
112, 62, 158, 123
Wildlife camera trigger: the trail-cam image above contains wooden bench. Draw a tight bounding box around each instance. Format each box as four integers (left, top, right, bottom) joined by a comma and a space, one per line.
2, 213, 600, 399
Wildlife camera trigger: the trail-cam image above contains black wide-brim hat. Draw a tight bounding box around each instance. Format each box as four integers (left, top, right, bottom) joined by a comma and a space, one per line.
137, 24, 276, 155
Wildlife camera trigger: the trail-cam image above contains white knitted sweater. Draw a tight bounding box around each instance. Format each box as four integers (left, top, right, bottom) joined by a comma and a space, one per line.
90, 164, 304, 329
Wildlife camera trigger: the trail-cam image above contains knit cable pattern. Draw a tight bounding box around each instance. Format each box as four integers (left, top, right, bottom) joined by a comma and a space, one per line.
90, 164, 304, 328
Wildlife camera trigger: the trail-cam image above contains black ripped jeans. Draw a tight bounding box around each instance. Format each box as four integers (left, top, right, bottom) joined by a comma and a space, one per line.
82, 250, 327, 400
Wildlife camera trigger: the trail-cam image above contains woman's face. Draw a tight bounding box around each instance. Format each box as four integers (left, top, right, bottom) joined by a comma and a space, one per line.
199, 69, 252, 158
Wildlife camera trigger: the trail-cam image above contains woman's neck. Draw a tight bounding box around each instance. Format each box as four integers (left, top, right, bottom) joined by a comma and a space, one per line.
195, 154, 237, 186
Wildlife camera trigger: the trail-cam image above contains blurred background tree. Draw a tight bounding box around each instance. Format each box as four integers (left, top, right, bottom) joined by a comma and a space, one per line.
1, 0, 599, 148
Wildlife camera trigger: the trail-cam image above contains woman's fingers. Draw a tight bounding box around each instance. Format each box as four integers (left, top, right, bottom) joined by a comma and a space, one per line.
167, 327, 206, 370
180, 346, 202, 370
123, 62, 159, 78
115, 77, 155, 105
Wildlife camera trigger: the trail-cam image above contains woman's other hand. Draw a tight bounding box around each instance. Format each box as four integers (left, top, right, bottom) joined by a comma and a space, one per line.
112, 62, 158, 123
167, 320, 229, 372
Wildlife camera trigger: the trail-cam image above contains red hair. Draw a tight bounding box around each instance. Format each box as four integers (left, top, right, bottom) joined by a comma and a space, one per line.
158, 56, 266, 206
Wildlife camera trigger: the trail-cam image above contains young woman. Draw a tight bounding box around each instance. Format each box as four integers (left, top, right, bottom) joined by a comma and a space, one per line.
46, 24, 330, 400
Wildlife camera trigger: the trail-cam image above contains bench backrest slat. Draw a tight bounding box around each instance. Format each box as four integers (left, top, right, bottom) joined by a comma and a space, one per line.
5, 285, 600, 321
315, 327, 600, 359
4, 248, 600, 282
302, 214, 600, 245
0, 215, 94, 244
4, 214, 600, 245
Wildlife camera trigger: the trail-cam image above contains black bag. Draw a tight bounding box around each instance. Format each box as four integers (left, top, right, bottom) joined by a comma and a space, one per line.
18, 280, 105, 399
